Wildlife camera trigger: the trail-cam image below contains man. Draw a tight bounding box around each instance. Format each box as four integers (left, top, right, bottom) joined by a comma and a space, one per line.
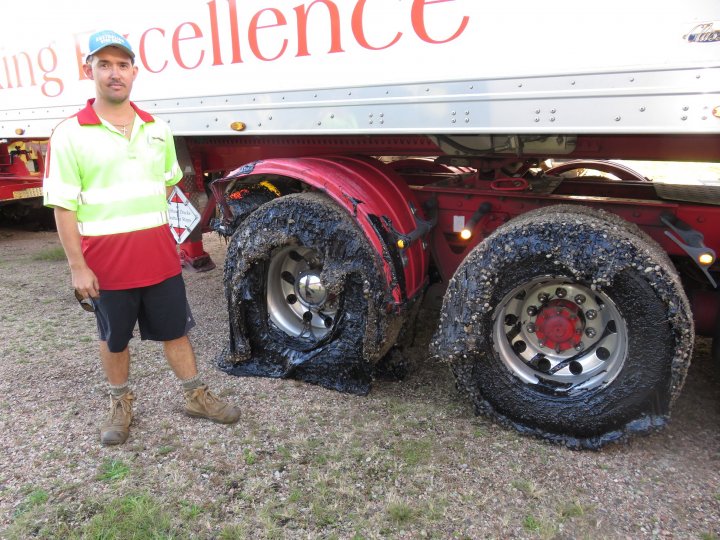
43, 30, 240, 446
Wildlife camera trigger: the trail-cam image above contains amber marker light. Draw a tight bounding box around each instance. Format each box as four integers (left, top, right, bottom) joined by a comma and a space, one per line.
15, 128, 25, 135
712, 106, 720, 118
698, 252, 715, 266
396, 239, 406, 249
230, 121, 246, 131
458, 202, 492, 241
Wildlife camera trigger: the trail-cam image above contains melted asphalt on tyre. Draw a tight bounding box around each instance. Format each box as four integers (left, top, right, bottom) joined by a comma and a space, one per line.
431, 207, 694, 449
217, 193, 403, 395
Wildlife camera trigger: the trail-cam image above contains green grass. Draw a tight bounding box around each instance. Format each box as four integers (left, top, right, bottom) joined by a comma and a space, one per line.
156, 445, 175, 456
80, 493, 175, 539
13, 488, 49, 517
243, 448, 256, 465
560, 501, 588, 519
6, 492, 207, 539
179, 500, 204, 520
396, 439, 432, 466
31, 246, 66, 262
96, 458, 130, 482
387, 501, 416, 525
523, 515, 542, 532
218, 524, 248, 539
512, 479, 544, 499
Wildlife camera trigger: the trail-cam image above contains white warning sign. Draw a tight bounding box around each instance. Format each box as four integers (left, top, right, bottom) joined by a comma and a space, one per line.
167, 186, 201, 244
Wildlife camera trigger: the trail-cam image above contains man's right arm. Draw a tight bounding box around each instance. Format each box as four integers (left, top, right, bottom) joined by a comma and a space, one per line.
44, 124, 99, 298
54, 207, 99, 298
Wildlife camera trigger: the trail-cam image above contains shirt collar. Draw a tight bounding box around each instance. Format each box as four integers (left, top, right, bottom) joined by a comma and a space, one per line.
76, 98, 155, 125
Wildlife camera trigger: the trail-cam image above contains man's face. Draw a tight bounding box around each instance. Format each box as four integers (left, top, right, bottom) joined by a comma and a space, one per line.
83, 47, 137, 105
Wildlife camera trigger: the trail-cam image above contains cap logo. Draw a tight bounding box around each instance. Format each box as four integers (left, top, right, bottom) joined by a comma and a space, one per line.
87, 30, 135, 60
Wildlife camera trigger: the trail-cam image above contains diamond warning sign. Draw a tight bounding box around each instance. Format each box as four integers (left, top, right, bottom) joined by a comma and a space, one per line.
167, 186, 201, 244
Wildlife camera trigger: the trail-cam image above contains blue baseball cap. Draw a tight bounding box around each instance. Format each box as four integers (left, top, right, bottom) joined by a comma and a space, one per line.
87, 30, 134, 61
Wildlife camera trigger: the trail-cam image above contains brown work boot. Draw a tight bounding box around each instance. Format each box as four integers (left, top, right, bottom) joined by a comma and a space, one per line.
184, 385, 240, 424
100, 391, 134, 445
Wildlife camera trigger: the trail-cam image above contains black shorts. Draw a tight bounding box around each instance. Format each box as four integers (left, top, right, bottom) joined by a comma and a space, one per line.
93, 273, 196, 353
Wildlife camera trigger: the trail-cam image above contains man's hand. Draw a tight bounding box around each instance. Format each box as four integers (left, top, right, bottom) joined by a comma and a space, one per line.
72, 265, 100, 299
53, 207, 100, 298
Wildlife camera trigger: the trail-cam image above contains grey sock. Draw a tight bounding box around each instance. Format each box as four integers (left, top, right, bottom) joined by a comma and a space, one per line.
109, 383, 130, 397
181, 373, 204, 391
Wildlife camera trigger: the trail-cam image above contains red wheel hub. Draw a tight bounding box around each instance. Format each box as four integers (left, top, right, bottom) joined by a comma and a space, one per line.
534, 299, 583, 352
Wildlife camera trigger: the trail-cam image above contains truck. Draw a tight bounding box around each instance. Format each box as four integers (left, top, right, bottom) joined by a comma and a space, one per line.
1, 0, 718, 448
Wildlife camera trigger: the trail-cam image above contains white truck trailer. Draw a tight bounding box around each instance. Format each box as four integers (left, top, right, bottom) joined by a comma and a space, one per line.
1, 0, 719, 448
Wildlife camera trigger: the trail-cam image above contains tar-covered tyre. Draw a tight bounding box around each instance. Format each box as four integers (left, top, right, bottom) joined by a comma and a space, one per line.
431, 205, 694, 449
219, 192, 401, 395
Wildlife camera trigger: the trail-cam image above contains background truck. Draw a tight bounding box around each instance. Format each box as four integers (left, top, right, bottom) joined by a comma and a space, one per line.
1, 0, 718, 448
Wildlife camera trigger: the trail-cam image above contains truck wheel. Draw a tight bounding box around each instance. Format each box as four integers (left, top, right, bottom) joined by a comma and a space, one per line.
432, 206, 694, 448
220, 192, 399, 395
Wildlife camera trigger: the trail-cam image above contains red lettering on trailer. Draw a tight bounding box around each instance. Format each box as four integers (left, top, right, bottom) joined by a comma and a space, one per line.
139, 28, 169, 73
172, 22, 205, 69
37, 47, 63, 97
0, 46, 63, 97
0, 0, 470, 99
352, 0, 401, 51
296, 1, 344, 56
412, 0, 469, 44
248, 8, 289, 61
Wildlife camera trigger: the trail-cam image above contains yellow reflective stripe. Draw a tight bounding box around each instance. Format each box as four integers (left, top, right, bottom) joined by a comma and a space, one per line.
79, 182, 166, 205
78, 211, 168, 236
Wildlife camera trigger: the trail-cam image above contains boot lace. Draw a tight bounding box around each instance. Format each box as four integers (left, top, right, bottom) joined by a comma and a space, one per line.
198, 387, 221, 405
109, 394, 133, 422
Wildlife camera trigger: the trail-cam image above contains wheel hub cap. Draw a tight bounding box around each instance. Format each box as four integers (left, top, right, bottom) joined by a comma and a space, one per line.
535, 299, 582, 352
296, 272, 327, 307
267, 247, 338, 339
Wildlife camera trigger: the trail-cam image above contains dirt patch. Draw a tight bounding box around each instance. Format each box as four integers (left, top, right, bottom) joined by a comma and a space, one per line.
1, 227, 719, 538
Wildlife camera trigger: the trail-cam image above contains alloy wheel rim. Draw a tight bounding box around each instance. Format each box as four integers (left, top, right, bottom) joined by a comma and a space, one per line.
267, 246, 338, 339
492, 276, 628, 394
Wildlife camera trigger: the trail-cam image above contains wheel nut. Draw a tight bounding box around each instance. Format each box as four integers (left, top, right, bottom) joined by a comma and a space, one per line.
555, 287, 567, 298
538, 292, 549, 303
574, 342, 585, 351
538, 340, 546, 348
319, 312, 333, 328
527, 305, 538, 316
586, 309, 597, 320
527, 323, 536, 333
585, 327, 597, 338
574, 294, 586, 305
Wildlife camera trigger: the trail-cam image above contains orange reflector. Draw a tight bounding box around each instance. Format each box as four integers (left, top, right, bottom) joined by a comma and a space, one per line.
397, 239, 406, 249
713, 106, 720, 119
230, 121, 246, 131
15, 128, 25, 135
698, 252, 714, 266
259, 180, 281, 197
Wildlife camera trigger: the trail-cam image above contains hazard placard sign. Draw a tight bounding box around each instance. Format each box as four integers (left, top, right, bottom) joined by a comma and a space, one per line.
167, 186, 201, 244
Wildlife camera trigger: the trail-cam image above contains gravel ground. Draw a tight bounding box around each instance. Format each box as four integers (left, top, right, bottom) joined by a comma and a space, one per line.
0, 226, 719, 539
